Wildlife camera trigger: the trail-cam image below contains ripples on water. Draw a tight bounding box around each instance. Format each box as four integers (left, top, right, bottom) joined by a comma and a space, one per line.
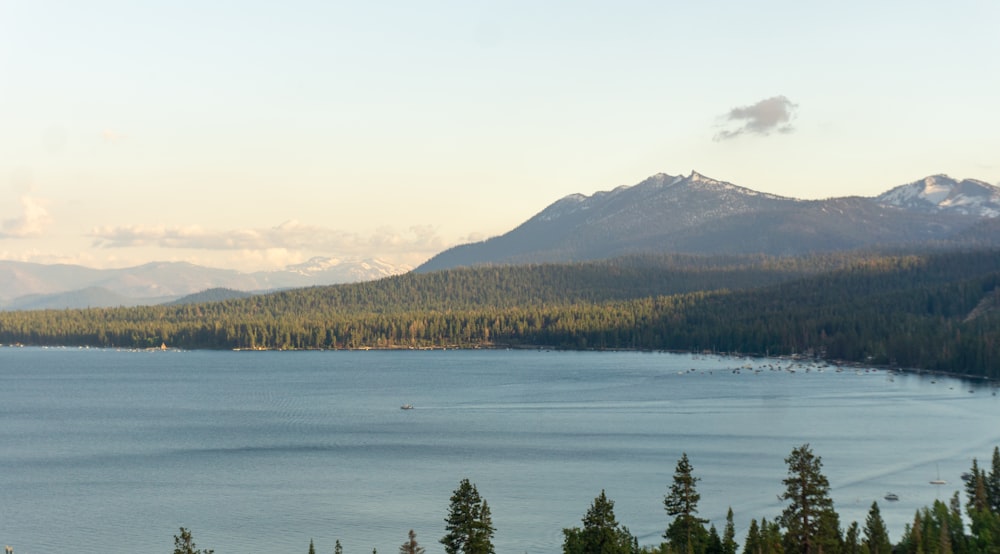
1, 348, 998, 553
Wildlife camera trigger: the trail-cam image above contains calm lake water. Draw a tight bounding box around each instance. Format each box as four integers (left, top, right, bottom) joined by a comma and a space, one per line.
1, 348, 998, 554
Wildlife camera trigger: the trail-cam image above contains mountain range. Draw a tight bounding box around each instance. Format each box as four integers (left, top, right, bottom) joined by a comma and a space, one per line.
0, 257, 410, 310
4, 171, 999, 310
417, 172, 1000, 272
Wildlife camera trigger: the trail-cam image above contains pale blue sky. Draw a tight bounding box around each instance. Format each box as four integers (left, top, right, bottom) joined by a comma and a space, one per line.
2, 0, 998, 271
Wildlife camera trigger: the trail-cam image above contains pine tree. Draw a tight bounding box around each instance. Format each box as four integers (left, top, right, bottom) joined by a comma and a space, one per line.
441, 478, 495, 554
988, 446, 1000, 513
706, 525, 723, 554
309, 539, 316, 554
722, 507, 738, 554
780, 444, 836, 554
400, 529, 426, 554
761, 518, 785, 554
862, 502, 891, 554
843, 522, 860, 554
744, 519, 762, 554
335, 539, 343, 554
908, 511, 925, 554
966, 458, 986, 512
665, 452, 709, 554
562, 490, 637, 554
173, 527, 214, 554
815, 509, 843, 554
946, 492, 968, 554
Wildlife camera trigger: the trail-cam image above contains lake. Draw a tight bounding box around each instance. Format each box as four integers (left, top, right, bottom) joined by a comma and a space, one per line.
0, 348, 997, 554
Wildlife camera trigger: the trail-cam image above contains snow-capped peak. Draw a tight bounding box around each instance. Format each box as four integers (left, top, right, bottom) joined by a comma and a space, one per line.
876, 175, 1000, 217
688, 170, 715, 183
281, 257, 411, 280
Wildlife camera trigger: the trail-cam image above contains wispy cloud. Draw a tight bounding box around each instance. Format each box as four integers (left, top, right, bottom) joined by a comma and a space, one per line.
714, 95, 798, 141
0, 195, 53, 238
88, 220, 448, 258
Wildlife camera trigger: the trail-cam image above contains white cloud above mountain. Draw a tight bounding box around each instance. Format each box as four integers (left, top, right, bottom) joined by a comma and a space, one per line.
0, 195, 53, 238
88, 220, 447, 258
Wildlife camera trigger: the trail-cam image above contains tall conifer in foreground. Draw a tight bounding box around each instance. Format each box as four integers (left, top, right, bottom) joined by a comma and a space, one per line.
562, 490, 637, 554
780, 444, 836, 554
665, 452, 709, 554
722, 507, 738, 554
863, 502, 892, 554
441, 478, 495, 554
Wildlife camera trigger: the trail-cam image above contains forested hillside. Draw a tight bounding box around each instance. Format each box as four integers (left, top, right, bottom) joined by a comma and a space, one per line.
2, 250, 999, 378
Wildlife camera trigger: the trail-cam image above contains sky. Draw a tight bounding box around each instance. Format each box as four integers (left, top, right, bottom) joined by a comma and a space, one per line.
2, 1, 998, 272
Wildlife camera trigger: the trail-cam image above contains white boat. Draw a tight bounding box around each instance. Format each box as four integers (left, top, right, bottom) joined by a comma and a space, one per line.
400, 404, 414, 410
884, 492, 899, 501
930, 464, 946, 485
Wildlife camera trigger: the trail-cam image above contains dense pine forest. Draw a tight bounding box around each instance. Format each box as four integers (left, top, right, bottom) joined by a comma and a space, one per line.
2, 249, 1000, 378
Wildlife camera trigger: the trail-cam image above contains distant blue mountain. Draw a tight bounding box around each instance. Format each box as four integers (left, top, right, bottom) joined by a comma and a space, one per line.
0, 257, 410, 310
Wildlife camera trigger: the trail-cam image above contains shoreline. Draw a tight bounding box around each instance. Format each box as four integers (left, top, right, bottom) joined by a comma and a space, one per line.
4, 341, 995, 385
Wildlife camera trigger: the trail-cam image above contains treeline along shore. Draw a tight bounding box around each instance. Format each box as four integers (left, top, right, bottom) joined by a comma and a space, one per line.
2, 249, 1000, 379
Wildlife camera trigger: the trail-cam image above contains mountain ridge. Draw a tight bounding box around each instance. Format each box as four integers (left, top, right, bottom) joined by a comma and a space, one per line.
417, 171, 1000, 272
0, 257, 411, 310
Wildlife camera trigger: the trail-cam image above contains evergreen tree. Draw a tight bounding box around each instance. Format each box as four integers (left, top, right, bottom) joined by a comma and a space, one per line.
441, 478, 495, 554
744, 519, 763, 554
400, 529, 426, 554
862, 502, 891, 554
938, 515, 953, 554
780, 444, 836, 554
966, 451, 1000, 552
562, 490, 637, 554
762, 518, 786, 554
967, 503, 1000, 553
665, 453, 709, 554
722, 508, 738, 554
843, 522, 860, 554
173, 527, 214, 554
966, 458, 986, 512
907, 511, 925, 554
310, 539, 317, 554
706, 525, 723, 554
945, 494, 969, 554
989, 446, 1000, 513
815, 510, 843, 554
335, 539, 343, 554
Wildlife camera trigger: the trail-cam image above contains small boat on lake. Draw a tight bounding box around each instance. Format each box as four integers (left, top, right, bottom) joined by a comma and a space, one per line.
884, 492, 899, 501
930, 464, 946, 485
400, 404, 414, 410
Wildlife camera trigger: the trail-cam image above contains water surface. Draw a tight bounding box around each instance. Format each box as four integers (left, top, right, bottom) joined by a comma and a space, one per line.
1, 348, 997, 553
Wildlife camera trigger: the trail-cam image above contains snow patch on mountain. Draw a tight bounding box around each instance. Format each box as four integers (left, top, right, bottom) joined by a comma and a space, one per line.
281, 256, 411, 280
673, 171, 790, 201
536, 171, 799, 224
876, 175, 1000, 217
